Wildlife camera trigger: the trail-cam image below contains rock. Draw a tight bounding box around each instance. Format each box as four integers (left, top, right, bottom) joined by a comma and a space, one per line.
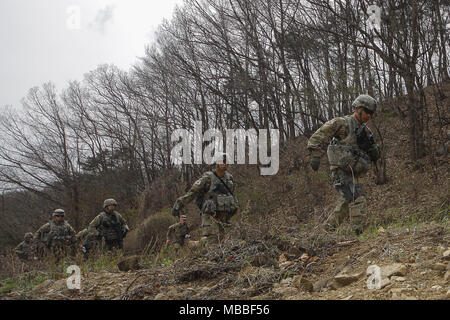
381, 263, 408, 278
442, 250, 450, 261
391, 276, 406, 282
378, 227, 386, 233
117, 255, 141, 272
32, 279, 55, 293
330, 271, 363, 289
420, 246, 429, 252
431, 263, 447, 271
431, 285, 443, 291
292, 275, 313, 292
444, 270, 450, 282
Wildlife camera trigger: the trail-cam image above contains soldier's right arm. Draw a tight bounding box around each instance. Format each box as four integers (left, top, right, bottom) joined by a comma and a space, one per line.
173, 174, 211, 211
307, 117, 348, 158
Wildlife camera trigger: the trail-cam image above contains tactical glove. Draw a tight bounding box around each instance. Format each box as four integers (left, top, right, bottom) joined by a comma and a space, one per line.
310, 157, 320, 171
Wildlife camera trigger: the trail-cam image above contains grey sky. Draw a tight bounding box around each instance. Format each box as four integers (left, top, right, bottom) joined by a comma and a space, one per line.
0, 0, 183, 109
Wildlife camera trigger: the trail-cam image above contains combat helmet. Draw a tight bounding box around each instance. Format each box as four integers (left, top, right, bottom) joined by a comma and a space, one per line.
52, 208, 65, 216
103, 198, 118, 209
24, 232, 33, 239
352, 94, 377, 113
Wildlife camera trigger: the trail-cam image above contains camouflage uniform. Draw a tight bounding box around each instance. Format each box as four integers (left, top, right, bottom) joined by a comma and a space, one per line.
86, 209, 129, 251
172, 170, 238, 245
307, 96, 380, 233
32, 220, 77, 258
166, 222, 190, 250
76, 228, 89, 243
14, 233, 34, 260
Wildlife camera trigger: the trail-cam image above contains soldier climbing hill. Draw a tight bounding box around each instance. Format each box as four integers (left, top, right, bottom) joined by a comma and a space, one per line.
307, 94, 381, 235
171, 155, 238, 245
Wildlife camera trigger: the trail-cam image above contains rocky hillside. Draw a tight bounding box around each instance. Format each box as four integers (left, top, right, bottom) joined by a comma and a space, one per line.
1, 82, 449, 301
2, 223, 449, 300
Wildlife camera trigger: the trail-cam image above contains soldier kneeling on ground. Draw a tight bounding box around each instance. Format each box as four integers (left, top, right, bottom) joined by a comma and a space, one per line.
165, 215, 193, 251
14, 232, 34, 261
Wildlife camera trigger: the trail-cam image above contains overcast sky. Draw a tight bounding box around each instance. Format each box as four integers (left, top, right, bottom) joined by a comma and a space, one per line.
0, 0, 184, 109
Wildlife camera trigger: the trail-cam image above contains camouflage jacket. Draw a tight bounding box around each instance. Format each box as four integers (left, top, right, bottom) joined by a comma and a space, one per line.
166, 222, 190, 244
87, 211, 128, 241
173, 170, 237, 214
307, 115, 379, 167
33, 220, 76, 247
14, 240, 33, 259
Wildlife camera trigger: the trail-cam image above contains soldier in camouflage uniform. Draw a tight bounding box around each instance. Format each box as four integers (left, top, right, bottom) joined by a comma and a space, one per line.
165, 215, 190, 251
307, 94, 381, 234
171, 155, 238, 245
84, 199, 130, 252
32, 209, 77, 259
14, 232, 34, 260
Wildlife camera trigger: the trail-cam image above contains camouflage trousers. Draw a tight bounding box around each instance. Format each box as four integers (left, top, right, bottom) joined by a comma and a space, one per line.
200, 211, 231, 245
328, 168, 367, 234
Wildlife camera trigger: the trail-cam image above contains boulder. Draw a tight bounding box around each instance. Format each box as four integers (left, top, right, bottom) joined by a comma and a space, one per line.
380, 263, 407, 278
117, 255, 141, 272
329, 271, 363, 290
32, 279, 55, 294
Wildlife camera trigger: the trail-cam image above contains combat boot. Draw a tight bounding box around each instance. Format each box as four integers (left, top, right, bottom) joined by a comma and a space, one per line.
349, 196, 367, 236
